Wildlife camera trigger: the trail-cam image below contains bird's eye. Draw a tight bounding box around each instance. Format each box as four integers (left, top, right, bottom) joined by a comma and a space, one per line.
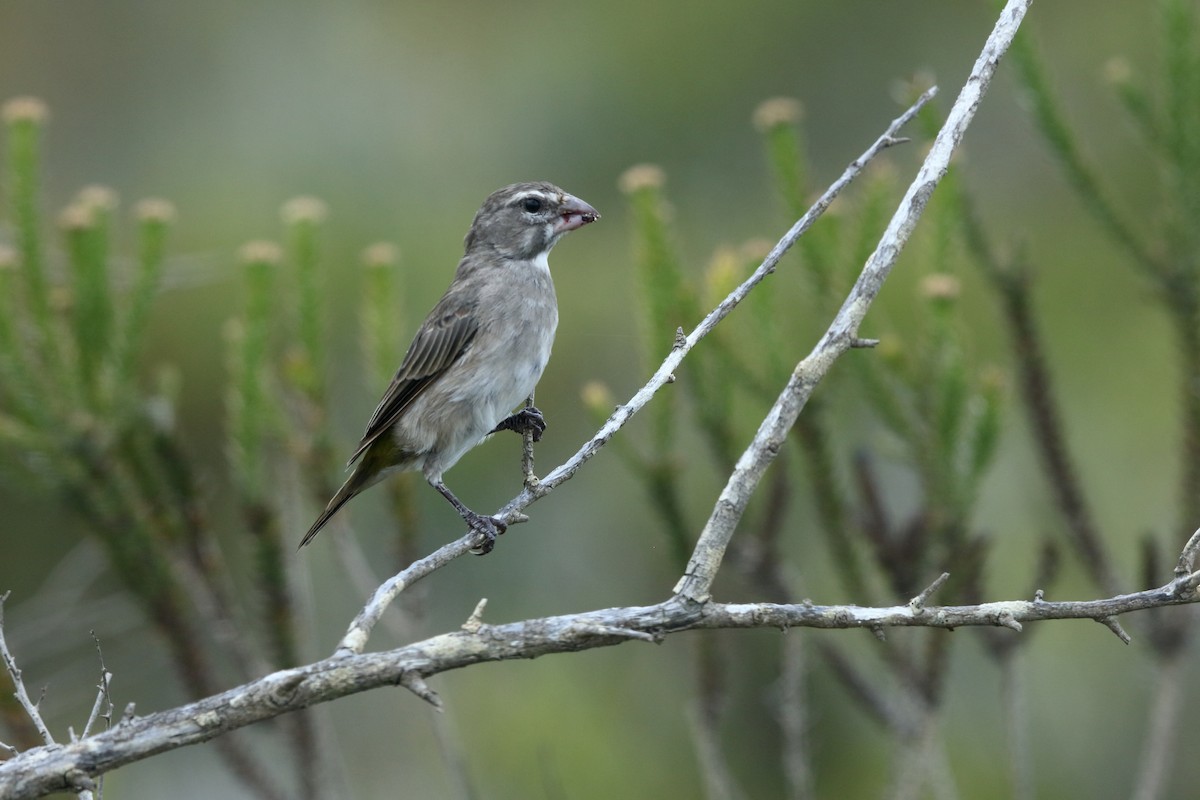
521, 196, 543, 213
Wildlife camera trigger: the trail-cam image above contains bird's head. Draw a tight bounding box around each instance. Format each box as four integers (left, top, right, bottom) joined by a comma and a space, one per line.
464, 181, 599, 260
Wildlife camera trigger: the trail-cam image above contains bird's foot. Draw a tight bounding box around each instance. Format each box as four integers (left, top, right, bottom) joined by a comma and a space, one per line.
466, 512, 508, 555
490, 406, 546, 442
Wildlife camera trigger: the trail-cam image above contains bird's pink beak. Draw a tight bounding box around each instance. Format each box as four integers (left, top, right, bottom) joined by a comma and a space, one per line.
555, 194, 600, 233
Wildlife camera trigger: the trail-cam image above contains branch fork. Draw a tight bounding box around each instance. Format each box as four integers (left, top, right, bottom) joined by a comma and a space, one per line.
909, 573, 952, 614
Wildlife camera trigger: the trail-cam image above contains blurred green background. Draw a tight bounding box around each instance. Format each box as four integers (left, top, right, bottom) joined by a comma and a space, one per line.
1, 1, 1196, 798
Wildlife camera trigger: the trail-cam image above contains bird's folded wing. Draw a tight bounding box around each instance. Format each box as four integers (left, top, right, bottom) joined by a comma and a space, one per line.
349, 301, 479, 464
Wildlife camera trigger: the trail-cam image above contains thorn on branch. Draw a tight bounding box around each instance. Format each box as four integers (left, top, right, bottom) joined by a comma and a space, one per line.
462, 598, 488, 633
400, 671, 443, 711
850, 337, 880, 349
672, 326, 687, 350
1177, 569, 1200, 598
1034, 589, 1045, 602
119, 702, 137, 726
269, 673, 305, 705
882, 135, 913, 148
871, 625, 887, 642
996, 611, 1023, 633
567, 623, 660, 643
1096, 616, 1132, 645
63, 769, 96, 795
908, 572, 951, 614
1176, 527, 1200, 577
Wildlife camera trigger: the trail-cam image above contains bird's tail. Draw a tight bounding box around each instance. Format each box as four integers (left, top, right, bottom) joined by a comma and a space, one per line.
299, 473, 363, 548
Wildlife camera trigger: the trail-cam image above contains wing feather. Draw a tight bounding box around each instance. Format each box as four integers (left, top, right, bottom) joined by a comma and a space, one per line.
349, 298, 479, 464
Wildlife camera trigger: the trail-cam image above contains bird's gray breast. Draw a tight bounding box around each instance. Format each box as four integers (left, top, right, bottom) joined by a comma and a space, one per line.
469, 255, 558, 421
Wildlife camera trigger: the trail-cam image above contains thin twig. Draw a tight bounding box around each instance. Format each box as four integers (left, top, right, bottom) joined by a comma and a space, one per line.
998, 650, 1033, 800
687, 704, 745, 800
777, 634, 814, 800
79, 634, 112, 740
0, 593, 55, 746
1095, 615, 1132, 645
689, 636, 744, 800
333, 529, 420, 643
521, 392, 538, 488
995, 264, 1120, 595
398, 672, 442, 710
909, 573, 951, 614
818, 641, 915, 736
889, 711, 958, 800
1130, 654, 1185, 800
733, 454, 814, 800
461, 598, 488, 633
337, 538, 476, 654
427, 698, 475, 800
0, 594, 97, 799
675, 0, 1032, 604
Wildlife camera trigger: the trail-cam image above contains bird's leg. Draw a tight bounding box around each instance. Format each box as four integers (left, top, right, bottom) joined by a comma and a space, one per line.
489, 406, 546, 442
431, 480, 507, 555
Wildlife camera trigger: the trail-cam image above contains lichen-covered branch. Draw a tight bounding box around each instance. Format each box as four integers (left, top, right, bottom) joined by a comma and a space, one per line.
2, 562, 1197, 799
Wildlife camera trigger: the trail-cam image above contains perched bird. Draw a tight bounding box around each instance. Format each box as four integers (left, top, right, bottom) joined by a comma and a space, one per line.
300, 182, 599, 553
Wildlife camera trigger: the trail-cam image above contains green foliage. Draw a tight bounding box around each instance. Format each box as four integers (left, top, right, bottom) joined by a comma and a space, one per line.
608, 92, 1022, 798
359, 242, 422, 563
613, 165, 697, 566
227, 241, 280, 500
3, 99, 54, 361
118, 200, 175, 383
0, 96, 366, 712
281, 197, 329, 400
0, 249, 44, 430
61, 190, 117, 398
1010, 0, 1200, 543
0, 99, 232, 702
0, 96, 377, 794
1009, 16, 1153, 274
613, 93, 1008, 605
361, 243, 404, 390
619, 165, 698, 354
754, 97, 807, 220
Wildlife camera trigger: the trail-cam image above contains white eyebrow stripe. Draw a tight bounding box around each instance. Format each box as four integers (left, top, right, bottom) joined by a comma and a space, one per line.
511, 189, 555, 205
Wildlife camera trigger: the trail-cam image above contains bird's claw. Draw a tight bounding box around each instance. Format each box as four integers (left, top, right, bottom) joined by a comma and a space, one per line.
491, 406, 547, 442
467, 513, 508, 556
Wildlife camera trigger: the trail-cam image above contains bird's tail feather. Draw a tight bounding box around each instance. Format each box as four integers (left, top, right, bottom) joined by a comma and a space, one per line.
299, 473, 362, 548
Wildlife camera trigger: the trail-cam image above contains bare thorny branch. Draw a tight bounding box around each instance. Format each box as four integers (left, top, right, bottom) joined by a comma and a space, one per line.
0, 592, 101, 800
4, 2, 1196, 796
3, 562, 1199, 798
